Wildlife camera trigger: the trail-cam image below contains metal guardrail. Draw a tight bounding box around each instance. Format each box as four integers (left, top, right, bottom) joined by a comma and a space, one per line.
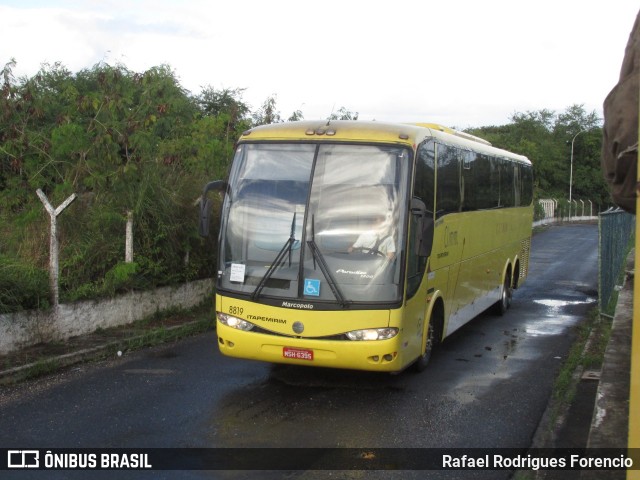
534, 198, 598, 227
599, 208, 635, 315
534, 201, 634, 314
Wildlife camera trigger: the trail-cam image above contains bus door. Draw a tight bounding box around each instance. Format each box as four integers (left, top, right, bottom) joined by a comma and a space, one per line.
403, 140, 435, 358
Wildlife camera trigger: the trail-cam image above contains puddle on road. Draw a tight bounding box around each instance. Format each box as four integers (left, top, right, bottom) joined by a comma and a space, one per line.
524, 315, 580, 336
533, 298, 596, 309
445, 296, 597, 405
524, 297, 596, 337
446, 369, 514, 406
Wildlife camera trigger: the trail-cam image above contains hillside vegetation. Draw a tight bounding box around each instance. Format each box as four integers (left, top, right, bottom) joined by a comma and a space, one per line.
0, 60, 609, 313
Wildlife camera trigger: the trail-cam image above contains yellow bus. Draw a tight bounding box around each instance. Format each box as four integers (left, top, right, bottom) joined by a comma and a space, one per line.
199, 120, 533, 372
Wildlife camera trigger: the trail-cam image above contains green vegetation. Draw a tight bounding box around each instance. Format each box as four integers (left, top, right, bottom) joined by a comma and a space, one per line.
0, 254, 50, 311
465, 107, 608, 209
21, 358, 62, 381
0, 58, 611, 313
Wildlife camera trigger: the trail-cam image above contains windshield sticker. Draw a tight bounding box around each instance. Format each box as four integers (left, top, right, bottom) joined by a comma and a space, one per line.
304, 278, 321, 297
230, 263, 246, 283
336, 268, 374, 279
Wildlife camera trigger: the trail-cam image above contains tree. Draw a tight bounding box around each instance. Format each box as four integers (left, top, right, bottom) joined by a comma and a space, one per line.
466, 105, 608, 206
328, 106, 358, 121
0, 61, 228, 307
552, 105, 606, 204
0, 57, 616, 312
193, 86, 251, 177
252, 95, 281, 126
287, 110, 304, 122
197, 87, 248, 118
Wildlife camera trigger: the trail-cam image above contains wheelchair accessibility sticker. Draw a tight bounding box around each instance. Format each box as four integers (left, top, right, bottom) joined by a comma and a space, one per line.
304, 279, 321, 297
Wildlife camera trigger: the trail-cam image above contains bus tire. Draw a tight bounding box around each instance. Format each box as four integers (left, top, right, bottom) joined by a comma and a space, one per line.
412, 306, 442, 373
494, 271, 512, 315
412, 322, 434, 372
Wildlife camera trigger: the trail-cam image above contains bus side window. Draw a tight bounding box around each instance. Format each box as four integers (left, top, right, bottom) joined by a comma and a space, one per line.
411, 197, 434, 257
489, 155, 501, 208
475, 154, 493, 209
500, 158, 515, 207
514, 163, 522, 206
407, 140, 435, 298
461, 150, 477, 211
521, 164, 534, 205
436, 143, 461, 217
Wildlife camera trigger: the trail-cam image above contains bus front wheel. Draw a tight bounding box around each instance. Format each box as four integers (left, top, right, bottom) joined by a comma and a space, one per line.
412, 319, 436, 372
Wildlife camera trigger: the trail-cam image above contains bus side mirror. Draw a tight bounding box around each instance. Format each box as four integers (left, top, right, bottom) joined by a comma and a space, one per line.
411, 197, 434, 258
199, 180, 228, 237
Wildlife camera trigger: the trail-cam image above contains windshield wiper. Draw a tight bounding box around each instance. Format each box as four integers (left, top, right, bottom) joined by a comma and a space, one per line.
251, 213, 297, 301
306, 215, 349, 308
306, 240, 349, 308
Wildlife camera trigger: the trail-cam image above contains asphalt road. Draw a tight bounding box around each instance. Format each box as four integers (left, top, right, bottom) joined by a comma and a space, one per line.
0, 223, 599, 480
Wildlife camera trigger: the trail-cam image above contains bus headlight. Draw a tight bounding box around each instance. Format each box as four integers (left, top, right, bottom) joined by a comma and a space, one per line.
217, 312, 255, 331
346, 328, 399, 341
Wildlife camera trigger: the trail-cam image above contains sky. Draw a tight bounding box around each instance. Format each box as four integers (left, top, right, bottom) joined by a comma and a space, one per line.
1, 0, 638, 129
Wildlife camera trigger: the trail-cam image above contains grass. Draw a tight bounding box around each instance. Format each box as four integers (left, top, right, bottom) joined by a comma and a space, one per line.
107, 315, 212, 354
550, 308, 611, 417
22, 358, 62, 380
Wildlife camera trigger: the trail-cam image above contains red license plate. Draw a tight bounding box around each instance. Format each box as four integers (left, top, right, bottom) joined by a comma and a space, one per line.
283, 347, 314, 361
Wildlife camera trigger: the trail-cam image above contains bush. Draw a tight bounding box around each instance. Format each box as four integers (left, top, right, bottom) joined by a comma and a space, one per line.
0, 255, 50, 313
103, 261, 140, 295
63, 261, 147, 302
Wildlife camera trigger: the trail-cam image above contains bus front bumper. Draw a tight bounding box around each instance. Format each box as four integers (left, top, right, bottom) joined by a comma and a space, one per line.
216, 322, 409, 372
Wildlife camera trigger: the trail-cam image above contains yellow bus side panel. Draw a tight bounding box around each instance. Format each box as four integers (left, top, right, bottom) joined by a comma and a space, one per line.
429, 207, 532, 337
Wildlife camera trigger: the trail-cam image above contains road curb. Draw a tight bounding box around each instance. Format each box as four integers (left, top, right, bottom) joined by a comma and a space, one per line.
0, 320, 211, 385
526, 250, 633, 479
528, 322, 598, 452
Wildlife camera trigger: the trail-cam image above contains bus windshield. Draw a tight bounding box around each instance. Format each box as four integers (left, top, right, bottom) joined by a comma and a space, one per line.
218, 143, 411, 307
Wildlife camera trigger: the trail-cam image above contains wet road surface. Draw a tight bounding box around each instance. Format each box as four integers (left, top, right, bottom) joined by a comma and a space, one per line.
0, 224, 599, 479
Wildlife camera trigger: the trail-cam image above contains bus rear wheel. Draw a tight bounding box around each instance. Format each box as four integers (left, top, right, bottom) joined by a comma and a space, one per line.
494, 273, 512, 315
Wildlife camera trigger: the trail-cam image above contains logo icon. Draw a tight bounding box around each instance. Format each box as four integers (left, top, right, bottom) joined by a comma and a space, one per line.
304, 279, 321, 297
8, 450, 39, 468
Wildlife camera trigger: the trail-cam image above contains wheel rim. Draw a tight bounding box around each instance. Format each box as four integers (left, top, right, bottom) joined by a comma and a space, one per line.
503, 278, 512, 310
424, 323, 434, 358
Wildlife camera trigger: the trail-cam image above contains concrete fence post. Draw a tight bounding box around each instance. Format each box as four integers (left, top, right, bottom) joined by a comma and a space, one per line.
126, 210, 133, 263
36, 189, 77, 307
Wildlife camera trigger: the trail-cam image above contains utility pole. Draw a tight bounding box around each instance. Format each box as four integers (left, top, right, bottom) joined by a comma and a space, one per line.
569, 129, 586, 219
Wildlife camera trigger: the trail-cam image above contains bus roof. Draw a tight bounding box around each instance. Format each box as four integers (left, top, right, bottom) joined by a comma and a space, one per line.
240, 120, 531, 165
